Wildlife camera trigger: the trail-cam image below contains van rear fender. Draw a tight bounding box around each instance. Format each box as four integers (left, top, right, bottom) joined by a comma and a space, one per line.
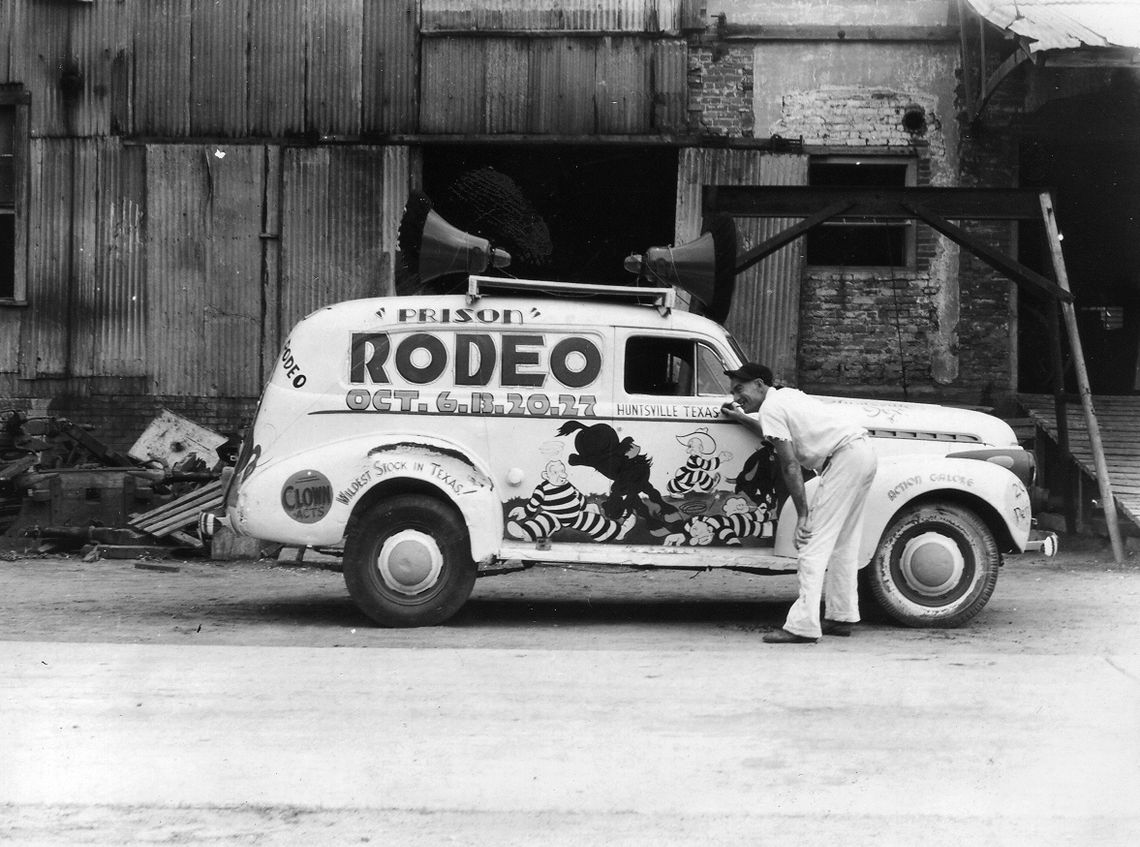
348, 435, 503, 562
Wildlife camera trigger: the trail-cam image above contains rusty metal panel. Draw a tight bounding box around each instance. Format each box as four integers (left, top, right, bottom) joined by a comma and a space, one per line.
0, 0, 13, 83
92, 141, 147, 376
380, 145, 410, 293
19, 0, 69, 136
526, 38, 597, 133
676, 149, 809, 383
363, 0, 419, 134
651, 38, 688, 132
23, 140, 73, 376
68, 139, 100, 375
486, 39, 531, 133
190, 0, 250, 136
421, 0, 682, 32
146, 145, 209, 394
420, 38, 487, 133
596, 36, 650, 133
63, 0, 135, 137
279, 147, 390, 335
306, 0, 364, 136
249, 0, 306, 136
135, 0, 192, 136
202, 145, 265, 396
146, 145, 264, 396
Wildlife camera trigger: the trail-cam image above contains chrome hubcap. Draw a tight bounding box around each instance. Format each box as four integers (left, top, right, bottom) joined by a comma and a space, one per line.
376, 530, 444, 595
899, 531, 965, 596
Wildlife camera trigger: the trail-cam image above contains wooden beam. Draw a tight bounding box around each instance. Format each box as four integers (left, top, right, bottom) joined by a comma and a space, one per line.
972, 46, 1032, 124
1039, 192, 1125, 563
706, 186, 1045, 220
731, 201, 852, 275
903, 202, 1073, 303
719, 24, 960, 42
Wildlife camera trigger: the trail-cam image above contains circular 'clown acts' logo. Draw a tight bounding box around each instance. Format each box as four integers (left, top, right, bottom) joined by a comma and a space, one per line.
281, 470, 332, 523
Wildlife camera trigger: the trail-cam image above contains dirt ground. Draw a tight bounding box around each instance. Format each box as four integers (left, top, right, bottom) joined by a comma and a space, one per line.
1, 534, 1137, 652
3, 536, 1140, 847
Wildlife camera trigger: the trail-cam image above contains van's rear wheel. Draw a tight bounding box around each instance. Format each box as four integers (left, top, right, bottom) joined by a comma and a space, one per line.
866, 501, 1000, 628
343, 495, 476, 627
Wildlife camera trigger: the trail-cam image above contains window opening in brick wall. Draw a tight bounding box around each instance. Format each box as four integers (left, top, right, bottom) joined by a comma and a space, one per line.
806, 158, 915, 269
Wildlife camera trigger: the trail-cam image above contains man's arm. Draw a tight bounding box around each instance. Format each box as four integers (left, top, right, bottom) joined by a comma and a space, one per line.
772, 438, 810, 549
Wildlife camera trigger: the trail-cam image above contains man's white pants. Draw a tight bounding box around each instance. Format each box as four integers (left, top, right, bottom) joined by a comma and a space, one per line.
783, 437, 878, 639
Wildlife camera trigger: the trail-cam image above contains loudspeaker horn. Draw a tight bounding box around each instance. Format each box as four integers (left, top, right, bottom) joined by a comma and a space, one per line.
398, 191, 511, 284
624, 214, 737, 324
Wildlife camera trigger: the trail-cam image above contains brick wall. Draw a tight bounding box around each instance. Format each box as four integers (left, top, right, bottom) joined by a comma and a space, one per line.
1, 376, 256, 455
685, 35, 1020, 405
688, 45, 754, 136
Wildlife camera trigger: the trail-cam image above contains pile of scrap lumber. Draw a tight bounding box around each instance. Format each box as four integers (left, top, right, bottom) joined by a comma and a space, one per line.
126, 478, 226, 550
1, 408, 235, 557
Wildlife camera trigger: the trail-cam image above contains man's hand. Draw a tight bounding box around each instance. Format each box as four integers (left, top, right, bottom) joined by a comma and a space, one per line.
794, 513, 811, 550
720, 401, 748, 423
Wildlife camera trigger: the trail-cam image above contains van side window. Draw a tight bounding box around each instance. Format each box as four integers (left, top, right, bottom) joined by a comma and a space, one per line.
624, 336, 694, 396
695, 343, 731, 396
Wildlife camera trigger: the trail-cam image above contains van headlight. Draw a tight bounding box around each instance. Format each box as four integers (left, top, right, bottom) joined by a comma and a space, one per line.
946, 448, 1035, 489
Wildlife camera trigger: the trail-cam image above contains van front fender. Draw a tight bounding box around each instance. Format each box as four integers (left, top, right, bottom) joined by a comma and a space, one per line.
858, 454, 1032, 563
770, 454, 1031, 562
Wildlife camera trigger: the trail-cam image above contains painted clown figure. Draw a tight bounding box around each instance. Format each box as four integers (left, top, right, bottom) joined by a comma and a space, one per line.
666, 428, 732, 497
507, 460, 636, 542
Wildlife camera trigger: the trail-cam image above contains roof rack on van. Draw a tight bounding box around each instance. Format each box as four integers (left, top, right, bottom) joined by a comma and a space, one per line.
466, 275, 676, 315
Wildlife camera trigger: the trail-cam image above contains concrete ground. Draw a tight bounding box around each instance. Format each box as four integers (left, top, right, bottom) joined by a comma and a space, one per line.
1, 537, 1139, 846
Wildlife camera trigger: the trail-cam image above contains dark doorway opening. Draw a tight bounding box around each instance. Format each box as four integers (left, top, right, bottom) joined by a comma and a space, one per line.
421, 144, 679, 286
1017, 78, 1140, 394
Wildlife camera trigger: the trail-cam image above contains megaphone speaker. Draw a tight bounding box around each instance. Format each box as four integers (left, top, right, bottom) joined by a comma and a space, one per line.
398, 191, 511, 285
628, 214, 738, 324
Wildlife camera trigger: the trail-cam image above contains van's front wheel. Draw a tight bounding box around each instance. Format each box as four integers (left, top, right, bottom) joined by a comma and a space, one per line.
866, 501, 1000, 628
343, 495, 476, 627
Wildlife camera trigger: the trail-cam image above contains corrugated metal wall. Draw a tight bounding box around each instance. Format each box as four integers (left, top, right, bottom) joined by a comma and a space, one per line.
2, 0, 422, 139
420, 0, 682, 32
676, 149, 809, 384
364, 0, 420, 134
421, 36, 683, 134
14, 138, 408, 395
2, 0, 700, 402
23, 139, 73, 377
279, 146, 402, 336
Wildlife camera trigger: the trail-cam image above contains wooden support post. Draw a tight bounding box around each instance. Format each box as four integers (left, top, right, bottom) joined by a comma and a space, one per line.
1039, 193, 1124, 562
1047, 299, 1076, 532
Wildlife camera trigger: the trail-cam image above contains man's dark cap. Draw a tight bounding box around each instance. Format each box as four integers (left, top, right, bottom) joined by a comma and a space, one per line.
723, 362, 773, 384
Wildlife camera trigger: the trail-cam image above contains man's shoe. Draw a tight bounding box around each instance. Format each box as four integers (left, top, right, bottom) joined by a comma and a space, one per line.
822, 619, 854, 637
763, 628, 818, 644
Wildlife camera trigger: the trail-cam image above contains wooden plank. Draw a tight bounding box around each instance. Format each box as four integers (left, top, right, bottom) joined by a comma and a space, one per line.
130, 481, 224, 521
140, 499, 223, 536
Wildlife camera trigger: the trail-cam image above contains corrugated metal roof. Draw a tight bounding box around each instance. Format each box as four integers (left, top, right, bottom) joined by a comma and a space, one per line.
966, 0, 1140, 51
